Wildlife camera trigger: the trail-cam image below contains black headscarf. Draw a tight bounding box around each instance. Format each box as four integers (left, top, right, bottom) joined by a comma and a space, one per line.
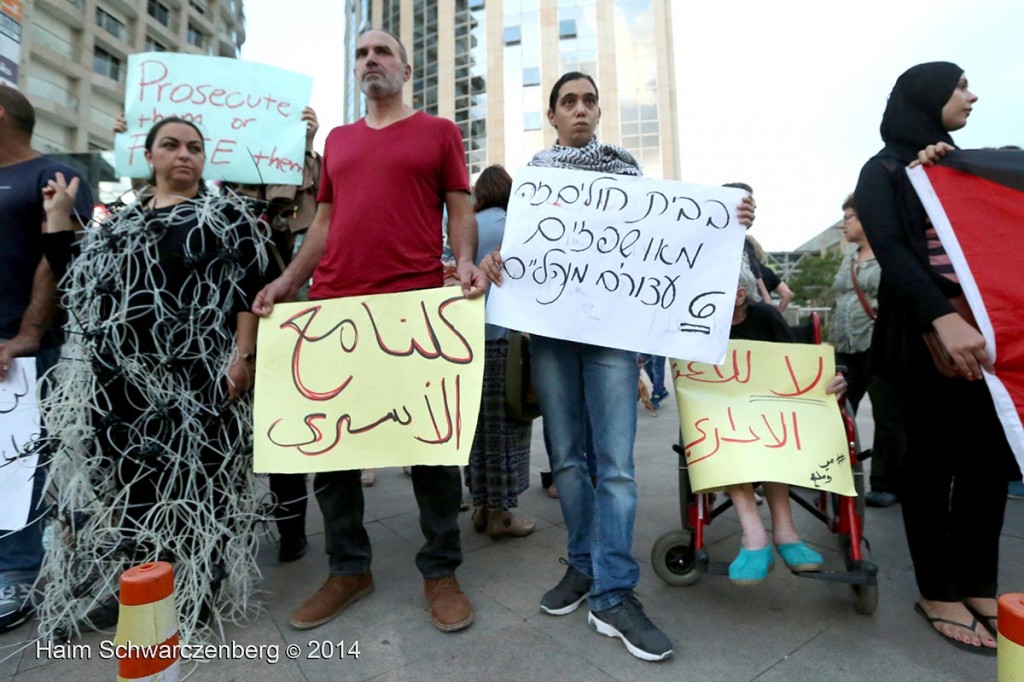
878, 61, 963, 162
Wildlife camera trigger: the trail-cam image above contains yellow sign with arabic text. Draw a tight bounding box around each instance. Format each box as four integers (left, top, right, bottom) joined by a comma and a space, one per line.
672, 339, 854, 495
253, 288, 484, 473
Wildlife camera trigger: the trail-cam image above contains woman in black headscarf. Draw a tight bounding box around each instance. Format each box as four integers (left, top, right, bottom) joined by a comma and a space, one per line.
855, 62, 1018, 654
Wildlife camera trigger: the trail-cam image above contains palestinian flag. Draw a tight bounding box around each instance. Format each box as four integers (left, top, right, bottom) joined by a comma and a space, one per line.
908, 149, 1024, 474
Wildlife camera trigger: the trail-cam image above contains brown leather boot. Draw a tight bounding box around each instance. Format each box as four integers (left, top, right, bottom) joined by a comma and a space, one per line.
290, 573, 374, 630
424, 575, 474, 632
486, 510, 535, 539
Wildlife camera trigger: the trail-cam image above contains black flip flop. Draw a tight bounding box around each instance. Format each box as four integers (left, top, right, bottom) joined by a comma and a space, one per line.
914, 603, 997, 656
964, 603, 999, 639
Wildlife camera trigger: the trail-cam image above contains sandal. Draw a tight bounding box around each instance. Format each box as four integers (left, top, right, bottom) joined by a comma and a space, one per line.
964, 602, 998, 639
914, 603, 996, 656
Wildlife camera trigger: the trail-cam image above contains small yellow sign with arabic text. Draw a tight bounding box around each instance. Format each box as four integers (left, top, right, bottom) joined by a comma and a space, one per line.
672, 339, 854, 495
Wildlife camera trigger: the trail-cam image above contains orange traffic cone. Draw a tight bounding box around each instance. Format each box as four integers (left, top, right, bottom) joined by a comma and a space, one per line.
114, 561, 181, 681
1000, 593, 1024, 681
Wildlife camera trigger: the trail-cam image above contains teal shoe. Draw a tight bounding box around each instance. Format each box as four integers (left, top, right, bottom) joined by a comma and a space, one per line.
728, 546, 775, 585
775, 542, 824, 571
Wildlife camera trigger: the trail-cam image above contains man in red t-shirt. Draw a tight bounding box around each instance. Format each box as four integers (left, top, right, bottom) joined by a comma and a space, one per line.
253, 27, 486, 634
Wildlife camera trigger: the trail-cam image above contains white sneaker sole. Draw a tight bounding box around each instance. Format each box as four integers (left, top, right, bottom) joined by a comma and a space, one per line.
539, 593, 586, 616
588, 611, 673, 662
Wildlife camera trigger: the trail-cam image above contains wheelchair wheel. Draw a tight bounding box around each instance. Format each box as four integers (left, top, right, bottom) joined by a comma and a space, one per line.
651, 530, 702, 586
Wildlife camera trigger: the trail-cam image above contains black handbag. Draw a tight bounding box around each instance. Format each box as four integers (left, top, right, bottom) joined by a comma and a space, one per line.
505, 331, 542, 422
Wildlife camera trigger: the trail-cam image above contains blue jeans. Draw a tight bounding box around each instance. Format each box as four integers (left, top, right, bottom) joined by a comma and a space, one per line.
530, 335, 639, 611
639, 354, 667, 398
0, 346, 59, 575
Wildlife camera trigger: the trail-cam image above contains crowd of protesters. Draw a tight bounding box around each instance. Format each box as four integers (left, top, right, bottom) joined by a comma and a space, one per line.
0, 25, 1020, 664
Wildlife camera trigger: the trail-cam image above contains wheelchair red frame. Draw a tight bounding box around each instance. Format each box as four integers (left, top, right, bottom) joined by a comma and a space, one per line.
650, 312, 879, 614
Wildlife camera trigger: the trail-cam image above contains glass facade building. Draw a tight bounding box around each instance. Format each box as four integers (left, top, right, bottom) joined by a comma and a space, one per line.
345, 0, 678, 181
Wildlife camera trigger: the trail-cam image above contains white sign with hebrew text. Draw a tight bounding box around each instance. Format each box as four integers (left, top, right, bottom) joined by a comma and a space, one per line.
486, 167, 748, 364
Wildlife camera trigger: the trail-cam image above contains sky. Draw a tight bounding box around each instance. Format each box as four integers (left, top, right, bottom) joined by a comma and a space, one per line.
240, 0, 1024, 251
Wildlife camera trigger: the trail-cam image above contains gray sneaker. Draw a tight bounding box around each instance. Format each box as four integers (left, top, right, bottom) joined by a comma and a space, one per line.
0, 576, 34, 633
589, 594, 673, 661
540, 558, 592, 615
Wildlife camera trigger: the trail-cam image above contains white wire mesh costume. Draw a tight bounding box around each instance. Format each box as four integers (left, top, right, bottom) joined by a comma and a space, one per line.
36, 190, 274, 644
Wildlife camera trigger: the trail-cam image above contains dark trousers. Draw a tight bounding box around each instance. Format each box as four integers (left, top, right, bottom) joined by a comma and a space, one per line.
837, 350, 905, 495
315, 465, 463, 578
866, 376, 906, 495
896, 376, 1015, 601
270, 473, 308, 538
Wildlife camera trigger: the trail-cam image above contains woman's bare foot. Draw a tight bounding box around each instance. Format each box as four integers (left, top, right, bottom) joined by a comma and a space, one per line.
917, 599, 996, 650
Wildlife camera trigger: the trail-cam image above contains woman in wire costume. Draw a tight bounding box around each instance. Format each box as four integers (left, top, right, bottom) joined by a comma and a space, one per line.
35, 117, 276, 643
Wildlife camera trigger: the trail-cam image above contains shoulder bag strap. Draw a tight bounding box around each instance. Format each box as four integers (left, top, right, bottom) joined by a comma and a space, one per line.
849, 257, 877, 321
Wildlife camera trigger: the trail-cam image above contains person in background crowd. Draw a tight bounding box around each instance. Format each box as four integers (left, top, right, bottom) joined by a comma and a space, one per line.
638, 354, 670, 411
465, 164, 535, 539
829, 193, 904, 508
0, 84, 94, 634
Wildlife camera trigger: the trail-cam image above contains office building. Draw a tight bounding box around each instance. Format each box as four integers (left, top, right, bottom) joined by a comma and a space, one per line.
345, 0, 679, 180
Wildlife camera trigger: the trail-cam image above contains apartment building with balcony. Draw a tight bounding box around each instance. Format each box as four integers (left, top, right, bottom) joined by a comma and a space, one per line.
15, 0, 245, 153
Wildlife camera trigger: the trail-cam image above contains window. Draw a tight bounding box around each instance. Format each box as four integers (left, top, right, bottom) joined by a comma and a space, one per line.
144, 37, 166, 52
93, 46, 121, 81
523, 66, 540, 87
189, 0, 206, 15
503, 25, 521, 45
187, 23, 206, 48
147, 0, 170, 27
559, 19, 576, 38
524, 111, 541, 130
469, 0, 484, 8
96, 8, 126, 41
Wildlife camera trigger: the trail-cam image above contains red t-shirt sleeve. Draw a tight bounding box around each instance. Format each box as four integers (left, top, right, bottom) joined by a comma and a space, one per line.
316, 128, 336, 203
440, 120, 470, 194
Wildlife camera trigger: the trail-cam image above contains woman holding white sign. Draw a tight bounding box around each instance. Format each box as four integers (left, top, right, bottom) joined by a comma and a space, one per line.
35, 116, 276, 644
854, 62, 1018, 655
481, 71, 757, 662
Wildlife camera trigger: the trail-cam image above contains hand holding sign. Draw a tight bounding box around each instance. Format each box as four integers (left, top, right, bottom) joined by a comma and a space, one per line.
253, 288, 485, 473
485, 167, 749, 364
673, 340, 854, 495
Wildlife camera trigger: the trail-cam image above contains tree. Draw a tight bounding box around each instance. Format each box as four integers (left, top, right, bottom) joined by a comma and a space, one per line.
787, 251, 844, 309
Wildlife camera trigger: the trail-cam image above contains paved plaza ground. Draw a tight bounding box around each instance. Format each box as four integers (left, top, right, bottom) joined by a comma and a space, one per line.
1, 391, 1020, 681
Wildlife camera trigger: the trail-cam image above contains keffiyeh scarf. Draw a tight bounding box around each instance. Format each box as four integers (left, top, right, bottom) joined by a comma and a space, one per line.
530, 137, 642, 176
